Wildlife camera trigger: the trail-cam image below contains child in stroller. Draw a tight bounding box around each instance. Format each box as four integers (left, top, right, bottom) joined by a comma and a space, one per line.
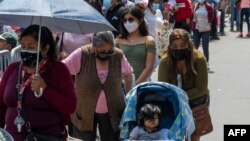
129, 104, 172, 140
119, 82, 195, 141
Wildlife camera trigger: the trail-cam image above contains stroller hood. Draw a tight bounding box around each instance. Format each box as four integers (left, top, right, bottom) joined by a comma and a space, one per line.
119, 82, 195, 141
0, 128, 14, 141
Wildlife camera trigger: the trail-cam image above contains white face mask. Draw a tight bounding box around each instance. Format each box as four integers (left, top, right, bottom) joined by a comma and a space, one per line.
124, 21, 139, 33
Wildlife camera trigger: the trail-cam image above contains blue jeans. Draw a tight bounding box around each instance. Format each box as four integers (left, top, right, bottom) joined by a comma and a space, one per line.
230, 6, 240, 30
219, 10, 225, 32
193, 30, 210, 62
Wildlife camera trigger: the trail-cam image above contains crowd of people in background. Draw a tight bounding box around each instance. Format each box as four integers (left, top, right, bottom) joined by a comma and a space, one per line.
0, 0, 250, 141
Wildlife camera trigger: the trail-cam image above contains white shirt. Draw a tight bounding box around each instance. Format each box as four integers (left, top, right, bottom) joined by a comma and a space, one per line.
144, 8, 163, 49
195, 5, 209, 29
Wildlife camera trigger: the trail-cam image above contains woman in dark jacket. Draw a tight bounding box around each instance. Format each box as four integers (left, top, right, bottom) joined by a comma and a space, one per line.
0, 25, 77, 141
158, 29, 211, 141
105, 0, 126, 37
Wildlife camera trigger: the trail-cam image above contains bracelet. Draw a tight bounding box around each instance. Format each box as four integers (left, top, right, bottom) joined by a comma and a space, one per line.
34, 87, 44, 98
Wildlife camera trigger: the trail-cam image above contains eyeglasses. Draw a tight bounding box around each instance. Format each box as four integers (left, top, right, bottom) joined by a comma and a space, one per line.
123, 17, 135, 23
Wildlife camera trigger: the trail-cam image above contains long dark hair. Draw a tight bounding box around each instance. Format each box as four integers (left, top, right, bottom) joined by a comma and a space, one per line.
165, 29, 197, 79
20, 25, 57, 61
119, 6, 148, 39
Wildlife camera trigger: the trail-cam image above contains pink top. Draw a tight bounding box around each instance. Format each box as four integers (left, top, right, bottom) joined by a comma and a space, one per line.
58, 32, 93, 54
62, 48, 133, 113
241, 0, 250, 8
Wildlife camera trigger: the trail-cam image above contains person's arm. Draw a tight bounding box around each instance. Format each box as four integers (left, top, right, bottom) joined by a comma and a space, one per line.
157, 9, 164, 28
42, 62, 77, 114
186, 56, 208, 99
62, 47, 82, 75
185, 0, 193, 25
136, 36, 156, 85
207, 4, 214, 23
158, 55, 171, 83
0, 63, 18, 128
159, 129, 170, 140
129, 126, 140, 140
156, 10, 164, 35
121, 55, 134, 93
0, 70, 8, 128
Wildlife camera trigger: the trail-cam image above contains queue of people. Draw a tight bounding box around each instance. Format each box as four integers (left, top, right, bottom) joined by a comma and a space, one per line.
1, 0, 249, 141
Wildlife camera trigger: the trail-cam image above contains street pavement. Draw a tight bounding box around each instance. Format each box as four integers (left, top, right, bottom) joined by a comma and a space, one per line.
151, 22, 250, 141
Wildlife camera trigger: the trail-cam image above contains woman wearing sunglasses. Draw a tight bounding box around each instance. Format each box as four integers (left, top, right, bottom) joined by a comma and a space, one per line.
116, 6, 156, 85
62, 31, 133, 141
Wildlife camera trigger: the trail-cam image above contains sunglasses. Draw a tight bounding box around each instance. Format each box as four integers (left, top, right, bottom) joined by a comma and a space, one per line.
123, 17, 135, 23
97, 50, 114, 57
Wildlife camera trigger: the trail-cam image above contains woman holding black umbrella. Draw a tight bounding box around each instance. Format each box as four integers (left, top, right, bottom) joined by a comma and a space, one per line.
0, 25, 77, 141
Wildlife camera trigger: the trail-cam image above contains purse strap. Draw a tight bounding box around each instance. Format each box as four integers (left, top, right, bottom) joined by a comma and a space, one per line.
59, 32, 65, 52
16, 62, 33, 133
16, 62, 23, 92
17, 62, 67, 139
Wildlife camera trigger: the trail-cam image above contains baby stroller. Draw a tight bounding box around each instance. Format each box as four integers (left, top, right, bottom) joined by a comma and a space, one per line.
119, 82, 195, 141
0, 128, 14, 141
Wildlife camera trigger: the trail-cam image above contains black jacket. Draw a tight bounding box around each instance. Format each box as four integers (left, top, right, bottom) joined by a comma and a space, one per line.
106, 3, 126, 37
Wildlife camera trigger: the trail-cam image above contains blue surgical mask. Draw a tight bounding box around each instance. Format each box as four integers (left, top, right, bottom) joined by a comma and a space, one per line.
198, 0, 205, 3
152, 3, 160, 10
134, 0, 140, 4
103, 0, 111, 9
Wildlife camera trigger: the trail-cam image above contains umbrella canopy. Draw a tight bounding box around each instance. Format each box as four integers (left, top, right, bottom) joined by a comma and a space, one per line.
0, 0, 115, 34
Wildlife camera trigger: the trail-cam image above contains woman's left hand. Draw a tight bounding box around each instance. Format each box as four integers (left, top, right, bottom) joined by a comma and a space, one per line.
31, 74, 47, 93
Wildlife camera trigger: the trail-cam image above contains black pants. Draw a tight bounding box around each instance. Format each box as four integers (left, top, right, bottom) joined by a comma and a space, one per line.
73, 113, 119, 141
174, 21, 190, 33
210, 10, 218, 37
193, 30, 210, 62
240, 8, 250, 33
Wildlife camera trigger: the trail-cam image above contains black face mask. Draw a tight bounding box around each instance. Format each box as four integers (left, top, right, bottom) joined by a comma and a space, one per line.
96, 51, 113, 62
21, 50, 43, 67
172, 48, 190, 61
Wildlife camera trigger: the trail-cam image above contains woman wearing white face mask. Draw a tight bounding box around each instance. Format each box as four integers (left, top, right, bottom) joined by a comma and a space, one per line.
116, 6, 156, 85
136, 0, 164, 55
